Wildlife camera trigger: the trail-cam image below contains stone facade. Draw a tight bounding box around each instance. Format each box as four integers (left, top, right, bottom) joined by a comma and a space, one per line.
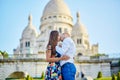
75, 62, 111, 78
0, 61, 47, 79
13, 0, 98, 56
0, 59, 111, 80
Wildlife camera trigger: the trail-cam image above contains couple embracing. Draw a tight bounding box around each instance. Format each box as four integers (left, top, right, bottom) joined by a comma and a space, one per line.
45, 30, 76, 80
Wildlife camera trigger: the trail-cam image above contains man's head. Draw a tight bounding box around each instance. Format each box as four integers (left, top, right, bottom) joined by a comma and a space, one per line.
60, 32, 70, 41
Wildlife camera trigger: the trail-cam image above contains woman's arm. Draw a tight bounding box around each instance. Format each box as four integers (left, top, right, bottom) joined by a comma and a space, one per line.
46, 50, 62, 62
46, 50, 70, 62
46, 45, 69, 62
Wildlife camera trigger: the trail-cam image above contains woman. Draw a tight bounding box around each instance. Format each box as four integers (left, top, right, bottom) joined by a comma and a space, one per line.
45, 30, 69, 80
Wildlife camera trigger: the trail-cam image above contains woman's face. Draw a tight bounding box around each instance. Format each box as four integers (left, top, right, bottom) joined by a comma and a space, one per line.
57, 34, 61, 41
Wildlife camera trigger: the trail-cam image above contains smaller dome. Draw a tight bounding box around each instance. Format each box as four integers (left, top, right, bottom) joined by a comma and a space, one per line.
74, 22, 88, 35
72, 12, 88, 36
22, 14, 38, 38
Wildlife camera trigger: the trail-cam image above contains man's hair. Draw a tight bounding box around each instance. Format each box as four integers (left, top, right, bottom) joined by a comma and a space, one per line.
63, 32, 70, 37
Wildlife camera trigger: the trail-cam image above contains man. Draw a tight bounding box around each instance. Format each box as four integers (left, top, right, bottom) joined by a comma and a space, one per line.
56, 33, 76, 80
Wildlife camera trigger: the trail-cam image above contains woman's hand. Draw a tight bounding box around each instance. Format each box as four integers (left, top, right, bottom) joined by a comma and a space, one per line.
61, 55, 70, 60
58, 43, 62, 47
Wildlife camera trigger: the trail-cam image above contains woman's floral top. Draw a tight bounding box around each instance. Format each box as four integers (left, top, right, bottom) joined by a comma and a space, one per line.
45, 51, 62, 80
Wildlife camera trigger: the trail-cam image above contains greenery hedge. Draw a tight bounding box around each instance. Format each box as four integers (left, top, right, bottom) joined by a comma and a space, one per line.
97, 71, 102, 78
0, 50, 9, 58
117, 72, 120, 80
112, 74, 116, 80
94, 72, 120, 80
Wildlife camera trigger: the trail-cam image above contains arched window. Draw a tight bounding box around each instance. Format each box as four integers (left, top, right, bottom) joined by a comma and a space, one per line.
59, 16, 62, 18
64, 28, 67, 32
48, 16, 51, 18
64, 16, 66, 19
77, 53, 83, 56
53, 16, 57, 18
59, 28, 62, 33
25, 41, 30, 47
77, 39, 81, 44
80, 39, 82, 44
25, 42, 27, 47
28, 42, 30, 47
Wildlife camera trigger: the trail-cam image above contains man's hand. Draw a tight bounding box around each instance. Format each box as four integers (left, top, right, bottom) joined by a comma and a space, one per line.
58, 43, 62, 47
61, 55, 70, 60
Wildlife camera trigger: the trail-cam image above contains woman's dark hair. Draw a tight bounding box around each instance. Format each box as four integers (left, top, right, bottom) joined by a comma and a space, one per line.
47, 30, 59, 56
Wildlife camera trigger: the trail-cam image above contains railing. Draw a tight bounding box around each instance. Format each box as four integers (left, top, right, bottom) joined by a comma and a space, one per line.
0, 54, 46, 63
0, 53, 120, 63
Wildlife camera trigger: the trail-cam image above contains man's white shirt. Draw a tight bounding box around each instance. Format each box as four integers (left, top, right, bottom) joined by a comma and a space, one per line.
56, 37, 76, 66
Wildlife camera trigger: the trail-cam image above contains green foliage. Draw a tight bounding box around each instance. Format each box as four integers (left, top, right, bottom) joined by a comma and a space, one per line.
91, 53, 107, 59
0, 52, 2, 56
119, 60, 120, 65
117, 72, 120, 80
0, 50, 2, 53
26, 75, 33, 80
3, 51, 9, 58
119, 60, 120, 71
112, 74, 116, 80
94, 77, 112, 80
0, 50, 9, 58
96, 53, 106, 56
40, 72, 45, 79
97, 71, 102, 78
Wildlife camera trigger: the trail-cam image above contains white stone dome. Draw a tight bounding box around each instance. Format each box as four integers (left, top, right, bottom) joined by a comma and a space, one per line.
72, 12, 88, 36
22, 15, 38, 38
42, 0, 72, 17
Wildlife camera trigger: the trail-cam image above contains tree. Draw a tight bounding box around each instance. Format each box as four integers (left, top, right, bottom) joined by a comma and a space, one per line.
0, 50, 9, 58
119, 60, 120, 71
0, 50, 2, 53
0, 52, 3, 57
117, 72, 120, 80
3, 51, 9, 58
112, 74, 116, 80
25, 75, 33, 80
97, 71, 102, 78
40, 72, 45, 79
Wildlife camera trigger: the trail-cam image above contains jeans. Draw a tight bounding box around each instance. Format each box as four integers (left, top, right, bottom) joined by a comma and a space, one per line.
61, 62, 76, 80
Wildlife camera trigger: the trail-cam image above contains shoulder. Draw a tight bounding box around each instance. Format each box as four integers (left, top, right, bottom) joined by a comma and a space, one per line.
64, 37, 71, 42
63, 37, 73, 43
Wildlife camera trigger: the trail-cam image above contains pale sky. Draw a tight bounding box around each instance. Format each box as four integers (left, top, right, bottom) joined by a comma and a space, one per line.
0, 0, 120, 57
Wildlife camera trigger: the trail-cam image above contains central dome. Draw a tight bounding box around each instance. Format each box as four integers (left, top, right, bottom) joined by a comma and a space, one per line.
42, 0, 72, 17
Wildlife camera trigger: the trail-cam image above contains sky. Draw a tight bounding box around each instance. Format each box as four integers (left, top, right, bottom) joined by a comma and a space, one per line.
0, 0, 120, 57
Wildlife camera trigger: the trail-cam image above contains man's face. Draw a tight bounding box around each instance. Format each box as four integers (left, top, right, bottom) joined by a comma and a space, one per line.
60, 34, 65, 41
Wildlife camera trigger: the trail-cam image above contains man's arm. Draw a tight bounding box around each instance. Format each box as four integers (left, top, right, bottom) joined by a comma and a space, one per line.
56, 39, 70, 55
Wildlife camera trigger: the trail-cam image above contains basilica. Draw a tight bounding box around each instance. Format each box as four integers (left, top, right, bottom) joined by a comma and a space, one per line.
14, 0, 98, 57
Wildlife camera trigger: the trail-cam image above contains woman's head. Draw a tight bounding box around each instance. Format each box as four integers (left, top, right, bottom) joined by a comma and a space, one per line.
47, 30, 60, 55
